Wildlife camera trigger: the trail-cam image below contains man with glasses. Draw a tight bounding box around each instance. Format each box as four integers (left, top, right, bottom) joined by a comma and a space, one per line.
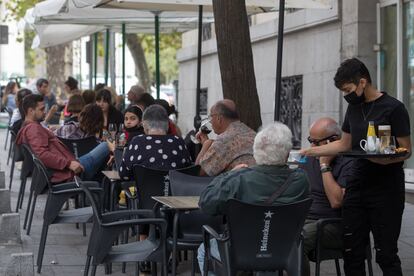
195, 99, 256, 176
300, 117, 353, 276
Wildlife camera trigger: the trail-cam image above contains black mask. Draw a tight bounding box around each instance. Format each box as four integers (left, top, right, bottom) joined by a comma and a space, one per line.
344, 90, 365, 105
125, 125, 143, 133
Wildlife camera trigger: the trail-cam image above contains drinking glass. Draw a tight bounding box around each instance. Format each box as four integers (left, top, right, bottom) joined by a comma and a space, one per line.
190, 119, 212, 144
384, 136, 396, 154
108, 123, 117, 142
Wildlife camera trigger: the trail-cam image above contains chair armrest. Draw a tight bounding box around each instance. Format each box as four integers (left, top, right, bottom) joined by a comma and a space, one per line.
102, 218, 167, 228
101, 209, 155, 223
52, 181, 100, 192
202, 225, 228, 243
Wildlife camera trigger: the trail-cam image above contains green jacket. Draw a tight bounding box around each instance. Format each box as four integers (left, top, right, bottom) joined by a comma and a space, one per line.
199, 165, 310, 216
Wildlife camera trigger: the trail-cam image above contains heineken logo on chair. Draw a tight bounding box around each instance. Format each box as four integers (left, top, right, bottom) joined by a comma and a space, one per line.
257, 210, 274, 258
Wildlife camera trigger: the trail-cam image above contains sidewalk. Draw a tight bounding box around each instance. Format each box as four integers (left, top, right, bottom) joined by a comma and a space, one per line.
0, 126, 413, 275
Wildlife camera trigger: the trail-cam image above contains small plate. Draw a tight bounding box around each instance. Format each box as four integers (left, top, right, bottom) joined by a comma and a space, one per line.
339, 151, 408, 158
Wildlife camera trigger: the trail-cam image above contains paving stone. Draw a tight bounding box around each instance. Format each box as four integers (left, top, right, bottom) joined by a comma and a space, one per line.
5, 252, 34, 276
0, 213, 21, 244
0, 188, 11, 213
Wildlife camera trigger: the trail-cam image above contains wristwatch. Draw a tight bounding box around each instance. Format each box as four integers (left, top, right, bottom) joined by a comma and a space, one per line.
320, 163, 332, 173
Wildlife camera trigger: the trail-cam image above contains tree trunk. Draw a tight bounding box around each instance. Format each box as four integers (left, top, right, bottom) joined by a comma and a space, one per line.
126, 34, 151, 92
45, 43, 72, 101
212, 0, 262, 131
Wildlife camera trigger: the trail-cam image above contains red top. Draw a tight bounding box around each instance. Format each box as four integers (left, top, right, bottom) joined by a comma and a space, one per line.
16, 121, 76, 183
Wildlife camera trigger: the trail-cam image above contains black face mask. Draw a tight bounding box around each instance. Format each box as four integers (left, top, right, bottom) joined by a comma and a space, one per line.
125, 125, 143, 133
344, 90, 365, 105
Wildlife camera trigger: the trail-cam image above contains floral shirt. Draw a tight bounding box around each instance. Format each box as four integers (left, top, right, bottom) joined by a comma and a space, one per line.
119, 134, 192, 180
200, 121, 256, 176
54, 121, 90, 140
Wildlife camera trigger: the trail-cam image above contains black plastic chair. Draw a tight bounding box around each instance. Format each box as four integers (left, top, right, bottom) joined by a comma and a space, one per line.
309, 218, 374, 276
14, 141, 35, 212
80, 182, 168, 276
58, 136, 99, 158
21, 144, 47, 235
31, 153, 101, 273
203, 198, 313, 276
4, 106, 13, 151
9, 130, 23, 189
168, 170, 218, 276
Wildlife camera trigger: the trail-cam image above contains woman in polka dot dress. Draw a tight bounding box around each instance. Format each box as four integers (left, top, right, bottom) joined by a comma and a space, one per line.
119, 104, 192, 180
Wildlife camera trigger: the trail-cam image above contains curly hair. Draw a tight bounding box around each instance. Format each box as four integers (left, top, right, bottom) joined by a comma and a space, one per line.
79, 104, 104, 136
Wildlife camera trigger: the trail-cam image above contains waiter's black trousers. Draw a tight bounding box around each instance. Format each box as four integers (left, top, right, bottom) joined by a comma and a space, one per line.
342, 160, 404, 276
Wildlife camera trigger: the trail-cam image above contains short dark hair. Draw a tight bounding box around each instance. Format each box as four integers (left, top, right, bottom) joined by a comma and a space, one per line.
96, 89, 112, 105
16, 88, 33, 119
94, 83, 105, 92
36, 78, 48, 88
82, 89, 96, 105
79, 104, 104, 136
22, 94, 44, 116
67, 94, 85, 114
214, 102, 239, 120
334, 58, 372, 89
136, 93, 155, 110
65, 76, 78, 90
154, 99, 173, 116
124, 105, 143, 121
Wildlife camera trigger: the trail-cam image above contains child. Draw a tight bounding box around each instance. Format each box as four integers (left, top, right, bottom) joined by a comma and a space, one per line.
123, 105, 144, 146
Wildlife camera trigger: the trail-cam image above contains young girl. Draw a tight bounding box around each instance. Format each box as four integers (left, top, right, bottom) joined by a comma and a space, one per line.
123, 105, 144, 146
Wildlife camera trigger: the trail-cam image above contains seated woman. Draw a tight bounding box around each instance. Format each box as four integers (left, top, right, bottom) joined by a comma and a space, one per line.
10, 88, 33, 134
123, 105, 144, 146
119, 104, 192, 181
64, 94, 85, 124
96, 88, 123, 131
54, 104, 103, 140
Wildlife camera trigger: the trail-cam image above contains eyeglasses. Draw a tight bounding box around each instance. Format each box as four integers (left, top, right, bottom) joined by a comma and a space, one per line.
307, 134, 338, 146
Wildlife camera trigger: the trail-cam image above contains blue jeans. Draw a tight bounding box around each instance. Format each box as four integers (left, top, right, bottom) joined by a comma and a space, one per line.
197, 239, 221, 276
78, 142, 109, 180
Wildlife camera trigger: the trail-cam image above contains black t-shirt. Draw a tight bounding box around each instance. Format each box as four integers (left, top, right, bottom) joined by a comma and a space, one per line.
300, 156, 353, 219
342, 92, 411, 151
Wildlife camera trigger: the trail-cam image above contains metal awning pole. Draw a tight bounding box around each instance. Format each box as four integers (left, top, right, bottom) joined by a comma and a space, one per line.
122, 23, 126, 101
94, 32, 98, 88
155, 13, 160, 99
274, 0, 285, 121
104, 28, 110, 85
194, 5, 203, 130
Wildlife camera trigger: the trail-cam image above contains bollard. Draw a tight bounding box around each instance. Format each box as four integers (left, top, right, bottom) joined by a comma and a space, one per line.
5, 252, 34, 276
0, 189, 11, 214
0, 213, 21, 244
0, 171, 5, 189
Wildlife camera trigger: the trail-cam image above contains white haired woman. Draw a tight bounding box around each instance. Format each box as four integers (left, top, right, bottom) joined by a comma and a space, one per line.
197, 122, 310, 275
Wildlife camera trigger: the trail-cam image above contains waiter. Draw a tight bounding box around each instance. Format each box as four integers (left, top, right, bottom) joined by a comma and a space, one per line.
301, 58, 411, 276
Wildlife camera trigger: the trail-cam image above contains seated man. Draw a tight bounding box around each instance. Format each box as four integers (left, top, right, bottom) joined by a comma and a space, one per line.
195, 99, 256, 176
119, 104, 192, 180
16, 94, 113, 182
197, 122, 310, 273
300, 117, 353, 276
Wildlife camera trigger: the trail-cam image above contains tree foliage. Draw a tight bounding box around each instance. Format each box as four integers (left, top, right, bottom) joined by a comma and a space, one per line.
0, 0, 39, 22
139, 32, 182, 84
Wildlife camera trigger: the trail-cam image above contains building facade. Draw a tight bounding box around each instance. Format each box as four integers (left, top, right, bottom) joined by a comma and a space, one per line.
177, 0, 414, 182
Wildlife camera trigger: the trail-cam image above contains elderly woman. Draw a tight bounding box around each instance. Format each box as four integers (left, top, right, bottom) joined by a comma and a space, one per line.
54, 104, 104, 140
119, 104, 192, 181
196, 122, 310, 274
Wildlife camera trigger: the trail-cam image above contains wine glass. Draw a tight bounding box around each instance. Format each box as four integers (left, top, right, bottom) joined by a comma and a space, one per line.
108, 123, 117, 142
384, 136, 396, 154
190, 118, 212, 144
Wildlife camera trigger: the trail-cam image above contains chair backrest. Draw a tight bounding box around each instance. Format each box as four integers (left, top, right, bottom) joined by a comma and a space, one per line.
133, 165, 170, 210
58, 136, 99, 158
169, 171, 220, 239
113, 147, 124, 170
169, 170, 214, 196
80, 181, 103, 224
175, 164, 201, 176
19, 143, 36, 182
30, 148, 54, 191
223, 198, 312, 272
